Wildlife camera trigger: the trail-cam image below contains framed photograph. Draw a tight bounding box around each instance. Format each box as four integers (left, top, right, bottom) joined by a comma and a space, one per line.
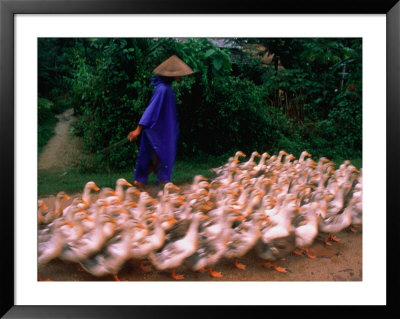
1, 0, 398, 317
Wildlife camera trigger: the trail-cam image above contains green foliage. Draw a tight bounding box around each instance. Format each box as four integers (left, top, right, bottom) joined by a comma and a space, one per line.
38, 98, 57, 153
38, 37, 362, 172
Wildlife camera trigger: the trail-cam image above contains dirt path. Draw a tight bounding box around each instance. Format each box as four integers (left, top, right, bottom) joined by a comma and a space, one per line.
38, 108, 83, 171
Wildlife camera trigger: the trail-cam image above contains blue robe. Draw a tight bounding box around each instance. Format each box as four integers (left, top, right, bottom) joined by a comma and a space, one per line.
134, 76, 179, 184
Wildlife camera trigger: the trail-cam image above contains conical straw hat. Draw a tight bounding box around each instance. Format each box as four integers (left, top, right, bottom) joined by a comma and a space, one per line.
153, 55, 194, 77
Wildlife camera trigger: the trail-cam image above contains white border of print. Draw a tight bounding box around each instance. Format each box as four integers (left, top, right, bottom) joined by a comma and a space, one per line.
15, 14, 385, 305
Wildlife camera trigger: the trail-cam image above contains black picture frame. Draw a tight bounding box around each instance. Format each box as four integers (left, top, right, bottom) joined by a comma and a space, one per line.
1, 0, 398, 318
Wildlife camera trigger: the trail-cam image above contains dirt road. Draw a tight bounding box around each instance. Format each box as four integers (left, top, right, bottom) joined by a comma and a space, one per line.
38, 108, 83, 171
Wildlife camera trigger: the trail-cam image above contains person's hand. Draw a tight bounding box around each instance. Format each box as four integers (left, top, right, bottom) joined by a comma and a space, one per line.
128, 126, 142, 142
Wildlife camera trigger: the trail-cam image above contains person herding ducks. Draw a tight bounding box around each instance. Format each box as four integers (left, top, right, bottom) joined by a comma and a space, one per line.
128, 55, 194, 192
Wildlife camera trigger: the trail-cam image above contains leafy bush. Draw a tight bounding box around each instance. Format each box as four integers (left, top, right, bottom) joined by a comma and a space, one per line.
38, 98, 57, 153
38, 37, 362, 171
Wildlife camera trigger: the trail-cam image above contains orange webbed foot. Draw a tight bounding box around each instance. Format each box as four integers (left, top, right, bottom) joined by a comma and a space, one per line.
273, 261, 287, 273
293, 249, 303, 256
349, 225, 359, 233
330, 235, 340, 242
324, 234, 333, 246
303, 248, 316, 259
196, 267, 207, 273
208, 267, 222, 278
171, 269, 184, 280
234, 258, 246, 270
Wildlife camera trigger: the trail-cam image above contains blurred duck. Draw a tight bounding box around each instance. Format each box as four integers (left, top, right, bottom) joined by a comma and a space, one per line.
60, 200, 118, 262
186, 211, 243, 278
80, 219, 146, 280
80, 181, 100, 209
319, 192, 355, 246
293, 201, 325, 259
123, 186, 141, 206
213, 151, 246, 174
38, 218, 72, 268
238, 151, 261, 171
275, 150, 289, 166
129, 213, 177, 272
38, 200, 48, 226
103, 178, 133, 206
256, 195, 300, 272
98, 187, 118, 199
129, 191, 157, 221
186, 175, 210, 193
148, 211, 206, 280
63, 197, 88, 219
349, 170, 362, 232
298, 151, 312, 163
37, 152, 362, 276
59, 207, 88, 244
249, 152, 270, 177
349, 196, 362, 232
224, 210, 268, 270
42, 192, 70, 225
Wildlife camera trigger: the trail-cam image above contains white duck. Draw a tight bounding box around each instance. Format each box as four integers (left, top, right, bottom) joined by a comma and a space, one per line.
61, 201, 118, 262
105, 178, 133, 204
238, 151, 261, 171
186, 211, 243, 278
79, 219, 146, 280
129, 213, 177, 272
224, 210, 268, 270
249, 152, 270, 177
349, 195, 362, 232
186, 175, 210, 193
80, 181, 100, 209
59, 207, 88, 244
42, 191, 70, 224
200, 202, 241, 240
293, 201, 325, 259
37, 200, 48, 225
325, 183, 348, 217
276, 150, 289, 164
319, 194, 355, 246
38, 217, 72, 268
122, 186, 141, 206
117, 178, 133, 198
298, 151, 312, 163
98, 187, 118, 199
148, 211, 206, 280
349, 172, 362, 232
256, 195, 300, 272
213, 151, 246, 174
128, 191, 156, 221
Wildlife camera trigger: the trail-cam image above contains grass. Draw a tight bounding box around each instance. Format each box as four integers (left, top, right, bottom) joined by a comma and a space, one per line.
37, 155, 361, 198
37, 157, 223, 197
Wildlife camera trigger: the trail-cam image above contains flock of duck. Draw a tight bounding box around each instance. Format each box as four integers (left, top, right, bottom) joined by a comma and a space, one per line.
38, 150, 362, 280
